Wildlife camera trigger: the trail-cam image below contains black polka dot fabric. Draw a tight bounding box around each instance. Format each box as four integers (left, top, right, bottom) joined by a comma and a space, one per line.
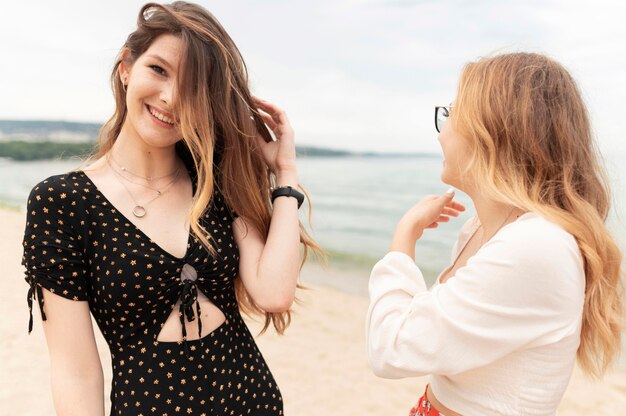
22, 171, 284, 415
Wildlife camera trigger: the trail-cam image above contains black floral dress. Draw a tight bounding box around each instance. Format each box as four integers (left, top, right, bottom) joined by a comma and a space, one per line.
22, 169, 284, 415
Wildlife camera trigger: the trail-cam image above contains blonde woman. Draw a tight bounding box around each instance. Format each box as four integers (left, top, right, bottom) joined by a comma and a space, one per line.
366, 52, 623, 415
22, 2, 320, 415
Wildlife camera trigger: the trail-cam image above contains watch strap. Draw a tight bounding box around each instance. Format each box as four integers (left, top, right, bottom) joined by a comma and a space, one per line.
271, 186, 304, 209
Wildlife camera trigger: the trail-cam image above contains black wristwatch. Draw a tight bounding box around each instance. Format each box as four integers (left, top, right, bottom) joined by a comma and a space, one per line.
271, 186, 304, 209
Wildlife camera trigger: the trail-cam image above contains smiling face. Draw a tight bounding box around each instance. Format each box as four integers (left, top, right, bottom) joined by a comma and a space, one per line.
118, 34, 183, 149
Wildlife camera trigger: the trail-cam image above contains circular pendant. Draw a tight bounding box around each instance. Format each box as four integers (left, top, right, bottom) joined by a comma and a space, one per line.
132, 205, 147, 218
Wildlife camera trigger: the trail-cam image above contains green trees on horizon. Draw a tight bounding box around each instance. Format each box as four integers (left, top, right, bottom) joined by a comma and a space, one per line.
0, 140, 355, 161
0, 140, 430, 161
0, 141, 97, 161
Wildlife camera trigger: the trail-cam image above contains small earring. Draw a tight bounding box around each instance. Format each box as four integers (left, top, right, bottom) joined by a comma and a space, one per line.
122, 79, 127, 92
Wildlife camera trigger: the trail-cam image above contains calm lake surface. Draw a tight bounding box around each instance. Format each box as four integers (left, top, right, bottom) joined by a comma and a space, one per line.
2, 153, 625, 285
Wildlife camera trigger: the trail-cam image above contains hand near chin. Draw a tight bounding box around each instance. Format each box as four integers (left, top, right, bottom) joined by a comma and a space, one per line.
252, 97, 298, 183
390, 190, 465, 258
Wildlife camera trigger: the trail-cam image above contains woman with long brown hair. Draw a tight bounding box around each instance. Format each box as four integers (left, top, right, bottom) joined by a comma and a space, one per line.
366, 52, 623, 415
22, 2, 319, 414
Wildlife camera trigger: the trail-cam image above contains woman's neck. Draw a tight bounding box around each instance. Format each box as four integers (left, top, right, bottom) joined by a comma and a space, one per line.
111, 127, 180, 179
470, 193, 524, 238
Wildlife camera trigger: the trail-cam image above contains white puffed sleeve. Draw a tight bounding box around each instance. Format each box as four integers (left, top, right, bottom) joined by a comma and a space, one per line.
365, 217, 584, 379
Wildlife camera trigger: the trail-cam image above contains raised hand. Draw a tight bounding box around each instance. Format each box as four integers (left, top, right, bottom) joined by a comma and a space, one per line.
253, 97, 297, 182
390, 189, 465, 258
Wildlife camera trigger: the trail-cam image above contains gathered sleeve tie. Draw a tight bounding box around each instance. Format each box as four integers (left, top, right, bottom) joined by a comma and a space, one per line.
26, 275, 46, 334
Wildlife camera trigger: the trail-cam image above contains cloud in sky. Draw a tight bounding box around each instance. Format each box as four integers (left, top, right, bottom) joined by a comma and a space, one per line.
1, 0, 625, 153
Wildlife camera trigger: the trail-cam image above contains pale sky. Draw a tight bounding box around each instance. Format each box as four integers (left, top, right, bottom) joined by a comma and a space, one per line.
1, 0, 625, 153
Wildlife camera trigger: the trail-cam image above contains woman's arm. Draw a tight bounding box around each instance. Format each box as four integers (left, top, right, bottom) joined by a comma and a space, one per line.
41, 290, 104, 415
233, 190, 300, 312
233, 98, 301, 312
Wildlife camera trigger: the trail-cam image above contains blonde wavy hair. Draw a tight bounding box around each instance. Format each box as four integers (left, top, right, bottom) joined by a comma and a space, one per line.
451, 52, 624, 377
86, 1, 323, 333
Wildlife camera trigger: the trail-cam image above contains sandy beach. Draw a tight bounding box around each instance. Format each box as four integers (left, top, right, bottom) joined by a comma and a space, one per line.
1, 206, 625, 415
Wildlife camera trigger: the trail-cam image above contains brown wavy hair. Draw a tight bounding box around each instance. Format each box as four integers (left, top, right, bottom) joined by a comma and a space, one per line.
451, 52, 624, 377
89, 1, 322, 333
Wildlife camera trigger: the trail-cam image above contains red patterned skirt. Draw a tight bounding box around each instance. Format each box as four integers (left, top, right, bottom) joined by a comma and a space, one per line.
409, 385, 445, 416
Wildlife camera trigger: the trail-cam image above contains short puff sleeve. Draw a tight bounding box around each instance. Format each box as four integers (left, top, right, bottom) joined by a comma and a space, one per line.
21, 175, 88, 333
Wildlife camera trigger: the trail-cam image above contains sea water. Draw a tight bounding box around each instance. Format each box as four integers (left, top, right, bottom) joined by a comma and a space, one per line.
2, 153, 625, 285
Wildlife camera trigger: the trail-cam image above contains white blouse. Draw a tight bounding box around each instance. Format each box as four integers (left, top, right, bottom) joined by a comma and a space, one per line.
366, 213, 585, 416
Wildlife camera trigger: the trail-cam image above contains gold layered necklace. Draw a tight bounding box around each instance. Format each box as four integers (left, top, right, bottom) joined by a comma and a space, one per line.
108, 153, 179, 182
106, 154, 181, 218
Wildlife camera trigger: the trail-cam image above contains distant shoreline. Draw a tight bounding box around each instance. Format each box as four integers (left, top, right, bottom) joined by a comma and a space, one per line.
0, 119, 440, 160
0, 140, 440, 161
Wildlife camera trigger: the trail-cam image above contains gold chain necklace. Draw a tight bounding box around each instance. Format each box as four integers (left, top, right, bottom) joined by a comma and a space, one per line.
108, 153, 179, 182
441, 207, 523, 284
106, 155, 180, 218
479, 207, 518, 246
